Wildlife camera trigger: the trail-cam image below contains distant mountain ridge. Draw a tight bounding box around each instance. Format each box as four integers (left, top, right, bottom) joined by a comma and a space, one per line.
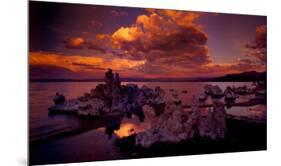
30, 71, 266, 82
213, 71, 266, 82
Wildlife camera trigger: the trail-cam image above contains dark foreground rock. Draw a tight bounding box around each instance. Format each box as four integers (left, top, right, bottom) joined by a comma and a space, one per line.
115, 117, 266, 158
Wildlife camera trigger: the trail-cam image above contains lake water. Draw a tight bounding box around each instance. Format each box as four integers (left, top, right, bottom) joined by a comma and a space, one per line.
29, 81, 266, 164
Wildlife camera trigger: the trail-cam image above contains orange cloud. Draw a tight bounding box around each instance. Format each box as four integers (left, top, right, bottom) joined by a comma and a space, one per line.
29, 51, 145, 73
63, 37, 85, 49
156, 9, 201, 28
29, 51, 264, 79
112, 26, 142, 44
110, 10, 208, 62
63, 35, 109, 53
96, 33, 111, 40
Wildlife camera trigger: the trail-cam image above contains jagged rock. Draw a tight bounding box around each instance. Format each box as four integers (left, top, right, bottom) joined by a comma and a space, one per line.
78, 96, 88, 102
127, 103, 145, 122
232, 85, 252, 95
224, 86, 238, 101
114, 73, 121, 86
135, 100, 191, 147
49, 99, 79, 113
53, 93, 65, 105
126, 84, 138, 104
151, 86, 166, 116
141, 85, 154, 98
105, 68, 114, 85
135, 97, 227, 147
170, 90, 181, 105
49, 69, 167, 122
198, 101, 226, 139
105, 116, 122, 139
199, 93, 207, 101
204, 84, 224, 98
77, 98, 108, 116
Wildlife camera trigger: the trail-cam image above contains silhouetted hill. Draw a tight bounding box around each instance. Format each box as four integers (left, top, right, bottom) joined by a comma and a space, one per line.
212, 71, 266, 82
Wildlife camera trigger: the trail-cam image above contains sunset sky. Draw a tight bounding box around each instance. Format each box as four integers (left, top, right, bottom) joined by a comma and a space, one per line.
29, 1, 266, 79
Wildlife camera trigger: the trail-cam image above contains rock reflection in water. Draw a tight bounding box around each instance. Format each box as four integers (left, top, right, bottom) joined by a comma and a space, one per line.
114, 105, 159, 138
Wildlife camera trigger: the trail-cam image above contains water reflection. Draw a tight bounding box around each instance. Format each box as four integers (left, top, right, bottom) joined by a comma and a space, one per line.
114, 123, 136, 138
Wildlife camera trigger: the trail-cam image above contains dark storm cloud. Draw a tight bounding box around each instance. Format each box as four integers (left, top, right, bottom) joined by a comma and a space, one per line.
245, 25, 267, 63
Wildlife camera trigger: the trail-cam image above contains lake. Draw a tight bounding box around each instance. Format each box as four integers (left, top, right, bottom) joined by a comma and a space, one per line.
29, 81, 266, 164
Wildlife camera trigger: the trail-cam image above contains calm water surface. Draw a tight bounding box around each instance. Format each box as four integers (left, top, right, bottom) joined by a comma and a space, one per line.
29, 81, 266, 164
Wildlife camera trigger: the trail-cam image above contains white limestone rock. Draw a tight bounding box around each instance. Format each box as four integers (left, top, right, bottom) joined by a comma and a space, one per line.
77, 98, 107, 116
135, 98, 227, 147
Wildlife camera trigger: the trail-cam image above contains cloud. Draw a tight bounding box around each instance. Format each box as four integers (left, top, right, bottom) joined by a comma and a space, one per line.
63, 36, 107, 53
90, 20, 103, 27
63, 37, 85, 49
86, 41, 106, 53
154, 9, 202, 28
107, 10, 266, 77
245, 24, 267, 63
110, 9, 210, 75
56, 10, 266, 78
29, 51, 145, 76
230, 58, 262, 71
87, 34, 113, 53
196, 58, 265, 77
71, 62, 106, 71
62, 10, 210, 77
111, 10, 128, 17
130, 58, 263, 78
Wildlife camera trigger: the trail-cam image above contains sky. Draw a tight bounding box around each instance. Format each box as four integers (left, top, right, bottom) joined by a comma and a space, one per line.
29, 1, 267, 79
